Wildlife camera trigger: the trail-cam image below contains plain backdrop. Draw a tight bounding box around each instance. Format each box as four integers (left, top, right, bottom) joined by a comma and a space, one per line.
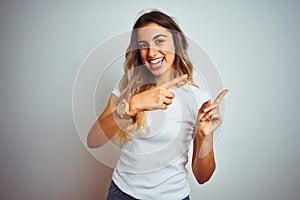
0, 0, 299, 199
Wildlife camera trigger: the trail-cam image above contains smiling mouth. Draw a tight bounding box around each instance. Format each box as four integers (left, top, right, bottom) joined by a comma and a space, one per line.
148, 57, 164, 70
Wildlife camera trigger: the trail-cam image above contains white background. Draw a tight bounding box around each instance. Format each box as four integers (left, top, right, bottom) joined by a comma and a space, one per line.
0, 0, 299, 199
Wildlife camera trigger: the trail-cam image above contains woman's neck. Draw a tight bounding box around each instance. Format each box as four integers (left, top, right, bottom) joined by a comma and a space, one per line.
154, 69, 173, 85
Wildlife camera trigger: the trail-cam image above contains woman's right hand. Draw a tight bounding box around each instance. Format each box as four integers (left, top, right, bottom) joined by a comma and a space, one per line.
128, 74, 188, 115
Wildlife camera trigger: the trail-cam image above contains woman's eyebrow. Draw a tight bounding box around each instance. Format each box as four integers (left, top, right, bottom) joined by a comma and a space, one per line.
138, 34, 167, 43
153, 34, 167, 40
138, 34, 168, 43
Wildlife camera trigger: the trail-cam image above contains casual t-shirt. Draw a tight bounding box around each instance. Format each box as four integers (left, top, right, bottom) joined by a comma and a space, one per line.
112, 82, 211, 200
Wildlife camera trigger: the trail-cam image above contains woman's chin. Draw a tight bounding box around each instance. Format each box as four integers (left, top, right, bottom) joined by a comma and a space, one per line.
149, 66, 172, 80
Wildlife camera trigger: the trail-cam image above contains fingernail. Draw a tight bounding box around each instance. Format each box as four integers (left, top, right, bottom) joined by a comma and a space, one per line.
203, 108, 207, 112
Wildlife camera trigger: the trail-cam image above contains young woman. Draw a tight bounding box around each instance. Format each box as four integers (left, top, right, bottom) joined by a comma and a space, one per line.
87, 10, 228, 200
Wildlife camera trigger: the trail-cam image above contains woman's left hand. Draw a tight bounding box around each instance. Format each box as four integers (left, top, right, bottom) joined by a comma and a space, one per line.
196, 89, 229, 138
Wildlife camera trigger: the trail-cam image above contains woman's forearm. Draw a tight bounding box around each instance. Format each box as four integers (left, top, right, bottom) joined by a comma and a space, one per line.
87, 95, 133, 148
192, 134, 216, 184
87, 111, 118, 148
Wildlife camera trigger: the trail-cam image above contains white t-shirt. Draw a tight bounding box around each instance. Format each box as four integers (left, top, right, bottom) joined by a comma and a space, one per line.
112, 82, 211, 200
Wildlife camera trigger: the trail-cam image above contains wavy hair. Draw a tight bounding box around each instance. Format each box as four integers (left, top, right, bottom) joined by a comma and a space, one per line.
116, 10, 196, 145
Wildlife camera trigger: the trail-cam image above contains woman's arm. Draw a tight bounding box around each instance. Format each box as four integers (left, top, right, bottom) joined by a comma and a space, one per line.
192, 89, 228, 184
87, 87, 174, 148
192, 132, 216, 184
87, 75, 188, 148
87, 85, 174, 148
87, 94, 133, 148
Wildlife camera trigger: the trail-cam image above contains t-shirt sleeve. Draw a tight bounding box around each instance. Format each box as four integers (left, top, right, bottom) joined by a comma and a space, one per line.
112, 79, 121, 98
194, 89, 212, 121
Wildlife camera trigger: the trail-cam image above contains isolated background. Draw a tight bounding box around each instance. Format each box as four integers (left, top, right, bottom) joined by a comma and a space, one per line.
1, 0, 299, 199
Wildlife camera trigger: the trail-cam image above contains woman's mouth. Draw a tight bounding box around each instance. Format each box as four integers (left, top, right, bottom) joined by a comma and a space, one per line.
148, 57, 164, 70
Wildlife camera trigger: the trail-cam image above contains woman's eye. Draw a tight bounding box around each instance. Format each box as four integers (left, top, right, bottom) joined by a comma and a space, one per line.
156, 39, 165, 45
139, 43, 148, 49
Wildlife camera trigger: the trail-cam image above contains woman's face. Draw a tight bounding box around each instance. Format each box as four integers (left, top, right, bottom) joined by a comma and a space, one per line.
137, 22, 176, 83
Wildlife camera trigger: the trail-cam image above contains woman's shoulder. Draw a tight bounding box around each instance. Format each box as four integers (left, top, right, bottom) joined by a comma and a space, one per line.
178, 83, 211, 106
180, 83, 210, 96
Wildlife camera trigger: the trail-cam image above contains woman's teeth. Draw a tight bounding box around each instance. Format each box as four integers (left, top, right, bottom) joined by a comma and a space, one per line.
150, 58, 164, 64
149, 58, 164, 70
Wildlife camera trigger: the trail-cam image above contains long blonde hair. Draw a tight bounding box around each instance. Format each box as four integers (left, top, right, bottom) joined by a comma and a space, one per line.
116, 10, 196, 145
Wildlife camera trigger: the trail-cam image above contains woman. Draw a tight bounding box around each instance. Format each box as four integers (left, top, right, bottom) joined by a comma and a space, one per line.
87, 10, 228, 200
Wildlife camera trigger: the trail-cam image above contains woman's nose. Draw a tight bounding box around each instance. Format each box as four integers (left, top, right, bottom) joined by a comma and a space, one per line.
147, 47, 159, 58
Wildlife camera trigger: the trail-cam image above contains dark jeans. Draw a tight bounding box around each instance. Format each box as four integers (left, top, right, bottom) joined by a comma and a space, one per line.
107, 181, 190, 200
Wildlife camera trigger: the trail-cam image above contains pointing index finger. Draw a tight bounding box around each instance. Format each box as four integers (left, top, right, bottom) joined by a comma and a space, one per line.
214, 89, 229, 104
162, 74, 188, 89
